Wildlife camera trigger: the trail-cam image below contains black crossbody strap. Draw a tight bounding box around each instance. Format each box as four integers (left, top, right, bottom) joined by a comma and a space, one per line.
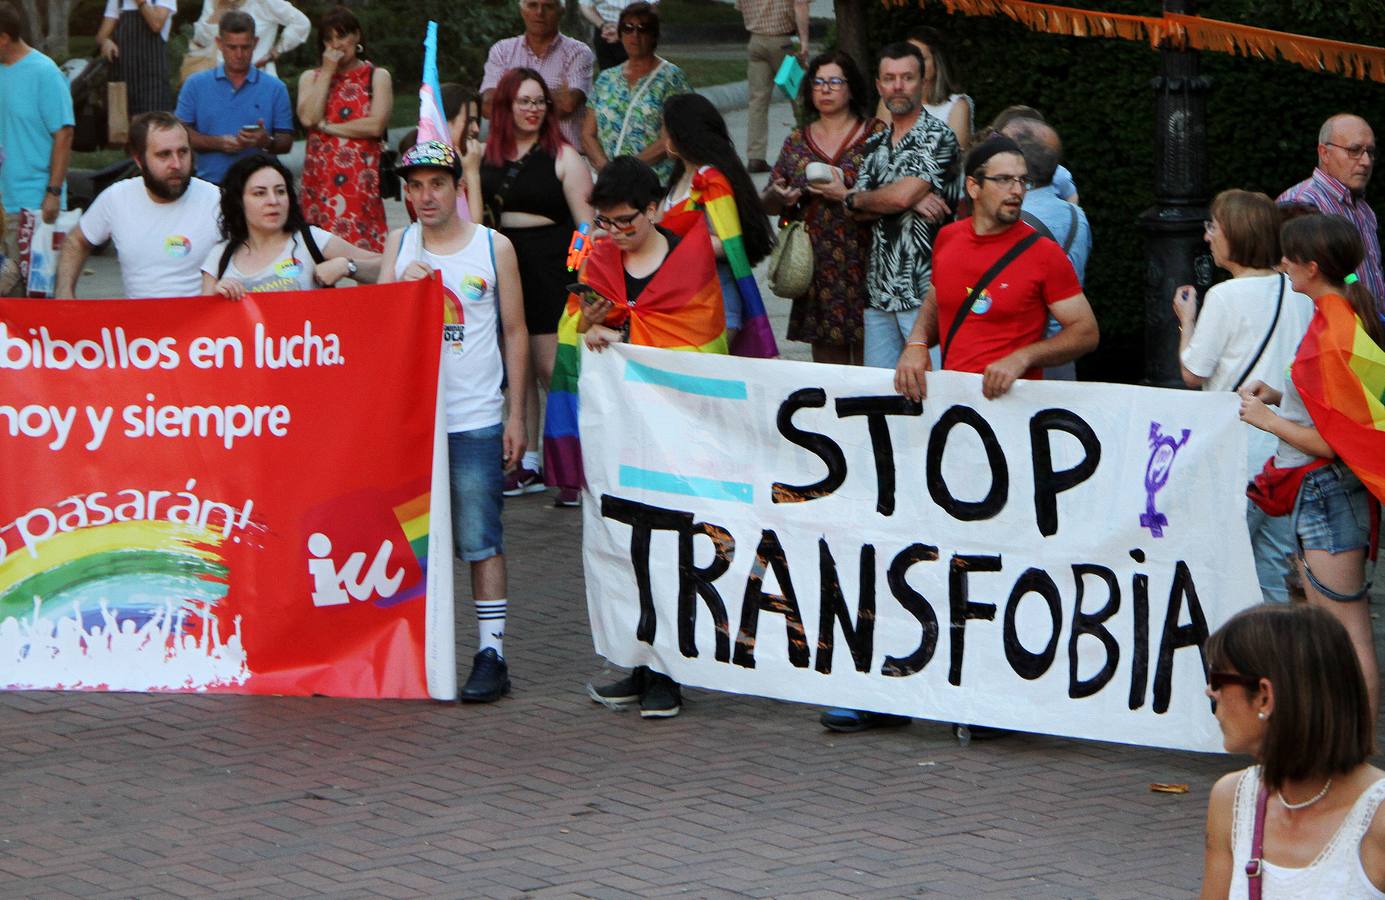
941, 231, 1042, 369
1230, 273, 1285, 392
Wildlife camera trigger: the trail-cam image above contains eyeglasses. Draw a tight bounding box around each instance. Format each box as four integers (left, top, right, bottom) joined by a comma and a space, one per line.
975, 174, 1033, 190
812, 77, 847, 91
1203, 219, 1220, 236
1208, 671, 1262, 691
1325, 142, 1377, 160
619, 22, 654, 34
593, 210, 644, 233
514, 97, 550, 110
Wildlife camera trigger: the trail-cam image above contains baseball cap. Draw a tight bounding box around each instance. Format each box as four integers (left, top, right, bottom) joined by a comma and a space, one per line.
397, 140, 462, 178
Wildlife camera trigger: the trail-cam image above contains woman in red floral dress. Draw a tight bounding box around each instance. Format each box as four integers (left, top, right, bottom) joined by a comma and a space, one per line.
297, 6, 391, 252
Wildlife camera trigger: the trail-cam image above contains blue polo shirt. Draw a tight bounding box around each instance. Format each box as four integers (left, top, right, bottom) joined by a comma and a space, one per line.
175, 65, 293, 184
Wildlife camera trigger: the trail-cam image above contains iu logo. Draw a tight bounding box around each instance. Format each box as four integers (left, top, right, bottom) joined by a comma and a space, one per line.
306, 531, 405, 606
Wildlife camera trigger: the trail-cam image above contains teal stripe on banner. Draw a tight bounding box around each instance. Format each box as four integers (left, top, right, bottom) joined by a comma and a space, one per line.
623, 359, 748, 400
619, 465, 754, 504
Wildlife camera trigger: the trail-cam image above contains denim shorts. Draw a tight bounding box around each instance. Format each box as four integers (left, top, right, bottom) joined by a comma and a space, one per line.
448, 423, 504, 562
1293, 462, 1371, 555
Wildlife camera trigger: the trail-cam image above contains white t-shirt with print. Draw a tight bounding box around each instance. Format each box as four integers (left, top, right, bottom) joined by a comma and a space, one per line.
103, 0, 178, 41
78, 176, 223, 299
200, 226, 333, 293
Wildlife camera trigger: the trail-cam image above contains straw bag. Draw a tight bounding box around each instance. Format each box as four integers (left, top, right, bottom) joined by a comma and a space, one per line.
768, 219, 812, 299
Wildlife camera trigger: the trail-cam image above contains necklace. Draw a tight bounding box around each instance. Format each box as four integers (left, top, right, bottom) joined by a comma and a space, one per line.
1278, 778, 1332, 810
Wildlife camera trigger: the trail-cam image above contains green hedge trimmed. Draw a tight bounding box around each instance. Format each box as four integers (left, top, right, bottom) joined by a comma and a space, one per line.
869, 0, 1385, 382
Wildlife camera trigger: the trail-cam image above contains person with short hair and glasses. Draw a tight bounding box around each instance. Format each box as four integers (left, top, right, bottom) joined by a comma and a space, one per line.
1277, 114, 1382, 317
1200, 604, 1385, 899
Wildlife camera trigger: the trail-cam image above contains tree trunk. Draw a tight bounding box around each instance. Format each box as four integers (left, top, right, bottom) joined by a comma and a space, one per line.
833, 0, 870, 76
44, 0, 73, 60
18, 0, 40, 47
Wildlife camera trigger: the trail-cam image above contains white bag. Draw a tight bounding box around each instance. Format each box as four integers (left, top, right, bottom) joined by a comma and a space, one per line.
23, 208, 81, 297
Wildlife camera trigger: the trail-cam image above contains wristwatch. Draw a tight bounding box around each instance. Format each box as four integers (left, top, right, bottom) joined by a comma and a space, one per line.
345, 259, 358, 278
45, 185, 62, 197
843, 191, 857, 212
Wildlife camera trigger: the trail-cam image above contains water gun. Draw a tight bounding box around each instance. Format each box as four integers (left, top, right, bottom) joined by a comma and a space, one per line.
566, 222, 592, 272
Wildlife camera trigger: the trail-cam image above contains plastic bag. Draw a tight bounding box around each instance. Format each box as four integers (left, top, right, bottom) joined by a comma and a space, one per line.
23, 208, 82, 297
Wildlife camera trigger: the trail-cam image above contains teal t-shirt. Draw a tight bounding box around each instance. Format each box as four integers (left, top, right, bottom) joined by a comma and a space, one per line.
0, 49, 75, 210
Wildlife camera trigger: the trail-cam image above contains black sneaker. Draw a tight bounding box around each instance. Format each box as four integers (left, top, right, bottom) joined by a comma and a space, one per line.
639, 672, 681, 719
460, 648, 510, 702
819, 708, 911, 733
587, 665, 647, 710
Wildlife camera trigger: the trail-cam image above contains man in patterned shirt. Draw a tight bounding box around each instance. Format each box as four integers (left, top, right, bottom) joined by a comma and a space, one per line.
1277, 113, 1382, 317
809, 41, 959, 369
481, 0, 596, 149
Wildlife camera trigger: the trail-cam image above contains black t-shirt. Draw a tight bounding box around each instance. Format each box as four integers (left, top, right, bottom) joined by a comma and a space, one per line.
623, 228, 681, 307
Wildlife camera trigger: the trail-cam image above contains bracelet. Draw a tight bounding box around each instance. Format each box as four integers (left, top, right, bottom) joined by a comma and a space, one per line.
905, 340, 928, 349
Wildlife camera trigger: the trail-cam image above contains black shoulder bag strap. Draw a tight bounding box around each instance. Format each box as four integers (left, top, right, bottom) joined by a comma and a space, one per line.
1061, 201, 1078, 254
1019, 211, 1055, 243
1230, 273, 1285, 391
940, 231, 1043, 369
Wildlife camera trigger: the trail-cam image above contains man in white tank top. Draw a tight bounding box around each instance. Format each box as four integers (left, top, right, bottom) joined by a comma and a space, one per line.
380, 141, 531, 704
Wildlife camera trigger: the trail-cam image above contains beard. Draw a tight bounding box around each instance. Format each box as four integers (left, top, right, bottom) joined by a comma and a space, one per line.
994, 201, 1023, 225
884, 94, 917, 117
143, 165, 190, 201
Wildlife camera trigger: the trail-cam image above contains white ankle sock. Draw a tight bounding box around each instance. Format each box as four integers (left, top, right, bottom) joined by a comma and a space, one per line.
476, 598, 507, 657
522, 451, 540, 471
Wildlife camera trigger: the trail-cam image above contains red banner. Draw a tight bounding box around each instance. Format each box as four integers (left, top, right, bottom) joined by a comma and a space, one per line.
0, 280, 454, 699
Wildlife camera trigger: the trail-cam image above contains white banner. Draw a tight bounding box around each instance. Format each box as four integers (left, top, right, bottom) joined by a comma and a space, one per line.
579, 345, 1261, 753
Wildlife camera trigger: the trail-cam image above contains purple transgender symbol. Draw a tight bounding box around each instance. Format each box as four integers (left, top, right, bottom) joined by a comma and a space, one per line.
1140, 421, 1191, 538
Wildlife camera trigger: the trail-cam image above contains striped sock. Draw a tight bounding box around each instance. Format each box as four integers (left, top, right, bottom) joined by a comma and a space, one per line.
476, 599, 507, 657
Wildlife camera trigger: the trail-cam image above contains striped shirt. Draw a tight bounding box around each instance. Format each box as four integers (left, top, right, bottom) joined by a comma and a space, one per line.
480, 33, 595, 149
1278, 168, 1385, 312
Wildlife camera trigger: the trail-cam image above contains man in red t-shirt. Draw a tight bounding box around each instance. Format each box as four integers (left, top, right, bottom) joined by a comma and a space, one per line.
895, 135, 1098, 401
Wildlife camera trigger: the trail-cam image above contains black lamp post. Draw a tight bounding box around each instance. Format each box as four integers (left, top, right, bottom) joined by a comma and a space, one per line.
1138, 0, 1213, 387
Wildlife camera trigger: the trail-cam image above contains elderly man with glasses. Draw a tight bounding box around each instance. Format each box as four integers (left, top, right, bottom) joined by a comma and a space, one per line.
481, 0, 595, 149
1278, 113, 1382, 315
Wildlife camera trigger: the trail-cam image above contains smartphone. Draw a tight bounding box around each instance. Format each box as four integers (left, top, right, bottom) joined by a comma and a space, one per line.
240, 123, 263, 133
567, 282, 599, 303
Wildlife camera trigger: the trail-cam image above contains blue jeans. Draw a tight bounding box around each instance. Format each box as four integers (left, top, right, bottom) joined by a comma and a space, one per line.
448, 423, 505, 562
1247, 500, 1295, 603
864, 307, 921, 369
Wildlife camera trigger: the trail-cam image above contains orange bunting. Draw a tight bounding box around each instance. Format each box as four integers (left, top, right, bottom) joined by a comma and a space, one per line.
896, 0, 1385, 82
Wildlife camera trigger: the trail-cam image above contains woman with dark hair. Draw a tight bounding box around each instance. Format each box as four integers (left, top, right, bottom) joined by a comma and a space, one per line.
297, 5, 392, 251
1172, 190, 1313, 603
1239, 213, 1385, 716
876, 27, 972, 151
659, 92, 777, 356
398, 83, 484, 224
482, 67, 594, 501
1200, 604, 1385, 897
761, 50, 880, 365
581, 2, 692, 184
200, 154, 380, 298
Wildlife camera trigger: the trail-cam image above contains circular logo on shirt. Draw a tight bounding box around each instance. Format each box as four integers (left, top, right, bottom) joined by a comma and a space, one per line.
164, 236, 192, 258
969, 288, 993, 315
460, 275, 487, 302
276, 258, 304, 279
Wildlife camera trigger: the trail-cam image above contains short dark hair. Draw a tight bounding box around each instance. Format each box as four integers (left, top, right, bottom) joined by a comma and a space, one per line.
318, 5, 361, 50
440, 83, 478, 122
1005, 119, 1060, 187
589, 156, 663, 211
1206, 604, 1373, 792
877, 41, 925, 77
617, 2, 659, 43
0, 2, 22, 42
127, 111, 186, 159
800, 50, 869, 122
219, 10, 255, 36
1209, 189, 1280, 270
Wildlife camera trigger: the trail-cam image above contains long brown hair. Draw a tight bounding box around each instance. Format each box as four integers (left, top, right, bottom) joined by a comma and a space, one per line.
1281, 213, 1385, 349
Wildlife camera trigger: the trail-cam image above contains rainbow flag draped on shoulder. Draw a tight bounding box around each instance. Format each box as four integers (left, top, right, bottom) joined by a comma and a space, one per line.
1292, 293, 1385, 504
544, 217, 727, 492
660, 165, 778, 359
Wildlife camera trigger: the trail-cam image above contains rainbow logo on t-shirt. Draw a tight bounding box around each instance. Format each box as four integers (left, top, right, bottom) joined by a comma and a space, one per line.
442, 287, 465, 352
967, 286, 994, 315
276, 258, 304, 279
460, 275, 487, 302
164, 236, 192, 258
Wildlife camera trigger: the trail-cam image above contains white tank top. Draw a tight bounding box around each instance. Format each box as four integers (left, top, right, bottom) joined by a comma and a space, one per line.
396, 223, 503, 433
1229, 766, 1385, 899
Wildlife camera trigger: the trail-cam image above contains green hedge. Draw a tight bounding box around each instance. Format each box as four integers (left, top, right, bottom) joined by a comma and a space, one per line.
869, 0, 1385, 382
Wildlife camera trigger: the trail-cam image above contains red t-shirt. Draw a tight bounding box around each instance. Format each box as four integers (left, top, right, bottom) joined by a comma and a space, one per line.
932, 219, 1083, 378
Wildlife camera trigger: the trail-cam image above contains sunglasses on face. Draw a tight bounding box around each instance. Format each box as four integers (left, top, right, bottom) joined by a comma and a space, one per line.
620, 22, 654, 34
1207, 671, 1261, 691
594, 210, 643, 233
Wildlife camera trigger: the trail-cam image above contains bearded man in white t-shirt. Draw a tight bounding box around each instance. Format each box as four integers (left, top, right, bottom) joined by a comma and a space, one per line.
56, 111, 221, 299
379, 140, 532, 704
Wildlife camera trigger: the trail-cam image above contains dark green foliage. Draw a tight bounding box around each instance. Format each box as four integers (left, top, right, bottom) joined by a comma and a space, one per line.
869, 0, 1385, 382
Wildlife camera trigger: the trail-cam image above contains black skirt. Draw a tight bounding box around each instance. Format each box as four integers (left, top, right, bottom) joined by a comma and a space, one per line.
502, 222, 573, 336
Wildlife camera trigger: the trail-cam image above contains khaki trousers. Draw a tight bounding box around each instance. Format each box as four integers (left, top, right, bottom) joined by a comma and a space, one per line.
746, 31, 791, 161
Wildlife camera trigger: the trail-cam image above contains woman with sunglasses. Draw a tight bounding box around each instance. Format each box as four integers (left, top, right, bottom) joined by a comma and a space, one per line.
482, 66, 594, 502
761, 50, 880, 366
1200, 603, 1385, 898
581, 3, 691, 186
1238, 213, 1385, 717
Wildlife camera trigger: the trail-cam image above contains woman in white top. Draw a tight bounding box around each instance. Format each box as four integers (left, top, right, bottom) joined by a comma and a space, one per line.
200, 155, 380, 298
1173, 190, 1313, 604
187, 0, 309, 77
1201, 603, 1385, 899
875, 27, 971, 150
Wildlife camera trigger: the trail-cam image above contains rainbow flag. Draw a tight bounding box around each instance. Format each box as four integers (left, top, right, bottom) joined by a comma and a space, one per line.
1292, 293, 1385, 504
544, 216, 728, 491
418, 22, 471, 222
390, 491, 430, 603
661, 165, 777, 358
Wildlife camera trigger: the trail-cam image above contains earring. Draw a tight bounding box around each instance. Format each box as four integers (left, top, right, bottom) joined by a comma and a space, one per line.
356, 44, 364, 54
1257, 712, 1267, 720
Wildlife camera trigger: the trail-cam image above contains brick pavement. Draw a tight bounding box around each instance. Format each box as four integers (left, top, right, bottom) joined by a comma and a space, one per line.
8, 485, 1366, 898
